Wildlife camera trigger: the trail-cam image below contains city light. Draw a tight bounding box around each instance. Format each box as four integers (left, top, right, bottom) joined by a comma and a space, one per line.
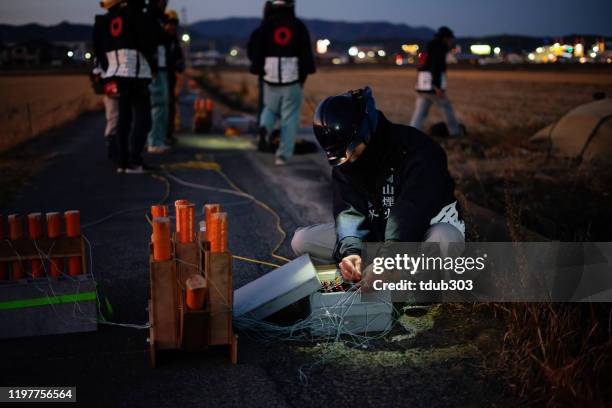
470, 44, 492, 55
84, 52, 92, 60
401, 44, 419, 55
357, 51, 366, 59
493, 47, 501, 55
536, 47, 543, 53
316, 39, 331, 54
367, 50, 375, 58
528, 53, 535, 61
66, 50, 74, 58
590, 52, 597, 58
181, 33, 191, 43
331, 58, 342, 65
348, 46, 359, 57
377, 50, 386, 57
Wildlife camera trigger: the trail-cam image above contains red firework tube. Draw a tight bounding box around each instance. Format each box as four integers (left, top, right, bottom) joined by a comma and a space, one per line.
151, 205, 168, 218
185, 274, 207, 310
64, 211, 82, 276
8, 214, 25, 279
203, 204, 220, 242
27, 213, 44, 278
177, 204, 195, 243
0, 215, 7, 280
152, 217, 172, 261
46, 212, 64, 277
210, 212, 227, 253
174, 199, 190, 236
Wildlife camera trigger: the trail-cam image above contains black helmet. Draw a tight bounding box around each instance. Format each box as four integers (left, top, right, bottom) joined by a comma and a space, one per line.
436, 26, 455, 39
313, 87, 378, 166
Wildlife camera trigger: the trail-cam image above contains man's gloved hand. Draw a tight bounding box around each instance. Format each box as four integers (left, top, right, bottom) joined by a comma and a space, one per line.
340, 255, 362, 282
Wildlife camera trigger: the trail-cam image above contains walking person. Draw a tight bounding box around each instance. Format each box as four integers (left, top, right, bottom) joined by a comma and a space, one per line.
247, 0, 273, 138
95, 0, 157, 173
410, 26, 462, 138
147, 0, 172, 154
92, 10, 119, 162
163, 9, 185, 145
250, 0, 316, 165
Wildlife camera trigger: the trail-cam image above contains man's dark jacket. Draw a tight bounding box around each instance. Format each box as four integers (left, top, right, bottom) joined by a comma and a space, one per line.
93, 3, 159, 82
249, 7, 315, 85
332, 112, 459, 260
416, 37, 448, 92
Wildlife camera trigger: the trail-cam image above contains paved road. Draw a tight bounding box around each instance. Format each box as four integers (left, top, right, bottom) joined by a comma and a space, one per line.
0, 106, 515, 407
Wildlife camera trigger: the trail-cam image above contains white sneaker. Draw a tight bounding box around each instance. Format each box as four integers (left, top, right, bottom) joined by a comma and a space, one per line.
147, 145, 171, 154
124, 165, 147, 174
275, 156, 287, 166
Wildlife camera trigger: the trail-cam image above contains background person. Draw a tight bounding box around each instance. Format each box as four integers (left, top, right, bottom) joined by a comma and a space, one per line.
409, 26, 462, 138
163, 9, 185, 146
249, 0, 316, 165
147, 0, 172, 154
95, 0, 157, 173
247, 0, 273, 148
92, 7, 119, 162
292, 87, 465, 282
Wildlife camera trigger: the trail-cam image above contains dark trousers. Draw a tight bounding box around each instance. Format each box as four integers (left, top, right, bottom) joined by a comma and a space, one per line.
117, 80, 152, 167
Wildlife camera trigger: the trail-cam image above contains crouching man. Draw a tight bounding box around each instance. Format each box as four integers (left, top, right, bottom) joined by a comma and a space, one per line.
291, 87, 465, 282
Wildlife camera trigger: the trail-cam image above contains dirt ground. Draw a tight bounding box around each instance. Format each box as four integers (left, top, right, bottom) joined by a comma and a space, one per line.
0, 74, 103, 153
208, 67, 612, 241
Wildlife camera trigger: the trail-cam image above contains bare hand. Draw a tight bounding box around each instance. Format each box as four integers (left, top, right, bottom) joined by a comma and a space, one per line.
339, 255, 362, 282
434, 87, 445, 98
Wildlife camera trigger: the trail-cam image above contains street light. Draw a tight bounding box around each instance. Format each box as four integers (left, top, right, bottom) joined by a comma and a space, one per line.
67, 50, 74, 58
182, 33, 191, 43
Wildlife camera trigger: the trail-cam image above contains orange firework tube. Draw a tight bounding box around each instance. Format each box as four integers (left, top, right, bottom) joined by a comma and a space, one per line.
152, 217, 172, 261
27, 213, 44, 278
8, 214, 24, 280
203, 204, 220, 242
151, 205, 168, 218
185, 274, 207, 310
64, 211, 82, 276
0, 215, 7, 280
210, 212, 228, 253
46, 212, 64, 277
177, 203, 195, 243
174, 199, 190, 236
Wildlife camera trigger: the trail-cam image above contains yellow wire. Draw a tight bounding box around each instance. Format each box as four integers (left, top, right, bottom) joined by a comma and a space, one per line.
158, 160, 292, 267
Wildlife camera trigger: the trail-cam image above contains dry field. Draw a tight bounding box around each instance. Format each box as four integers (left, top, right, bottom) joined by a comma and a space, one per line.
0, 75, 103, 153
214, 67, 612, 142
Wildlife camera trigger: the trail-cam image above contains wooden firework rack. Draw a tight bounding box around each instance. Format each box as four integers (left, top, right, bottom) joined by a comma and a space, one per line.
147, 233, 237, 368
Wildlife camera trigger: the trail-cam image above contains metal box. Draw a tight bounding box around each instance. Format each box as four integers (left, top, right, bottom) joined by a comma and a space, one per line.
308, 266, 393, 336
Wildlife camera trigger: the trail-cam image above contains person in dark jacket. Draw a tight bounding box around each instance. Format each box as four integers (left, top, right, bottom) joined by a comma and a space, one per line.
409, 26, 462, 137
163, 9, 185, 145
292, 87, 465, 282
250, 0, 316, 165
247, 0, 273, 134
95, 0, 158, 173
146, 0, 173, 153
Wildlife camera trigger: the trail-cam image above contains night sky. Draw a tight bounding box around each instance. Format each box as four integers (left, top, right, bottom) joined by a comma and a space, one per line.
1, 0, 611, 37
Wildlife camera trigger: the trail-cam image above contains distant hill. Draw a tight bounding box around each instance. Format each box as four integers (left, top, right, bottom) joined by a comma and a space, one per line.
0, 19, 607, 53
189, 17, 435, 42
0, 22, 92, 42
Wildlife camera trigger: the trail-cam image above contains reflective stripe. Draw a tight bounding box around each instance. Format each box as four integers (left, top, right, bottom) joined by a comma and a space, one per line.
103, 48, 152, 79
415, 71, 446, 91
429, 201, 465, 237
264, 56, 299, 84
157, 45, 166, 69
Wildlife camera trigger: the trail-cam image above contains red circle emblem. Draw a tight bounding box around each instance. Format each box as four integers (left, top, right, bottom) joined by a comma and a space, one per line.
110, 17, 123, 37
273, 26, 292, 46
